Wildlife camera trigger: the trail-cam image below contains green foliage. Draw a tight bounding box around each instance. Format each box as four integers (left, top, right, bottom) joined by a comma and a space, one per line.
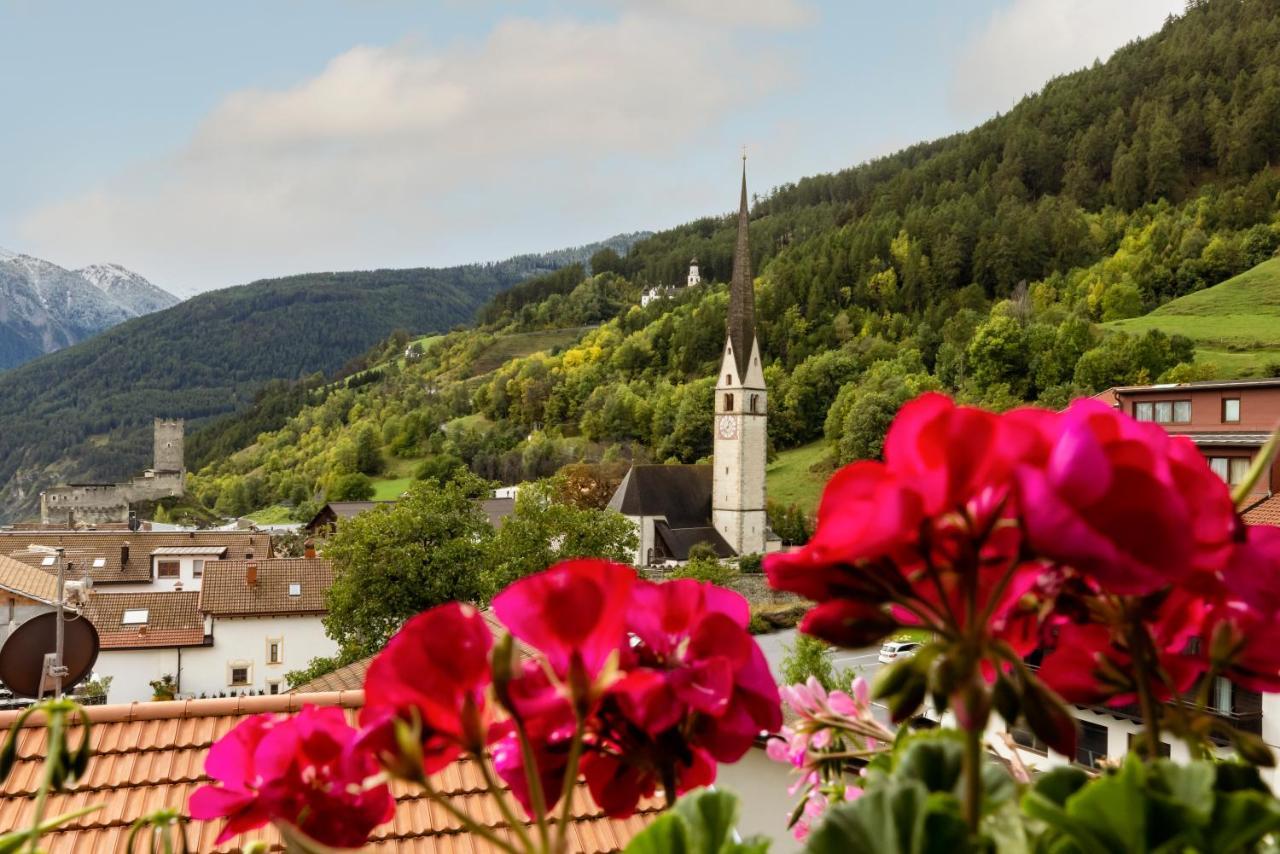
670, 556, 738, 587
487, 479, 637, 589
767, 501, 812, 546
328, 473, 375, 502
1023, 756, 1280, 853
322, 475, 496, 658
623, 788, 769, 854
780, 633, 843, 691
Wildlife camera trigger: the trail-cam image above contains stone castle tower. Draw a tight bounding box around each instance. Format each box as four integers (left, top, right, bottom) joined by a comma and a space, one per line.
153, 418, 185, 473
40, 419, 186, 526
712, 161, 768, 556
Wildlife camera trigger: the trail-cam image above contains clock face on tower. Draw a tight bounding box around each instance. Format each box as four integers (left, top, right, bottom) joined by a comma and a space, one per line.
717, 414, 738, 440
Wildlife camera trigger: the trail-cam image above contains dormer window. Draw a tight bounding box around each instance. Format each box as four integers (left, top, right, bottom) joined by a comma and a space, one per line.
122, 609, 148, 625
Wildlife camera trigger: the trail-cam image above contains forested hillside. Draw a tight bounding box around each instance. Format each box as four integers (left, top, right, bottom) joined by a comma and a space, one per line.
176, 1, 1280, 521
0, 235, 648, 522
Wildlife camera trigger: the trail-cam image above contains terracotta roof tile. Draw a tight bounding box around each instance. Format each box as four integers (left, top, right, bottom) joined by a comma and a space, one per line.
198, 558, 333, 616
0, 553, 59, 604
0, 691, 659, 852
1244, 495, 1280, 527
0, 531, 268, 584
83, 591, 206, 649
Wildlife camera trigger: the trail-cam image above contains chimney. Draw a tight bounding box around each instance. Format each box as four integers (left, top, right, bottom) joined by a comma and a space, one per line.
246, 562, 258, 587
121, 543, 130, 566
304, 539, 316, 559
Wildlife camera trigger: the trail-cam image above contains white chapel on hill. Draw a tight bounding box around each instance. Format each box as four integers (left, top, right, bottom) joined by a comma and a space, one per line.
609, 161, 780, 566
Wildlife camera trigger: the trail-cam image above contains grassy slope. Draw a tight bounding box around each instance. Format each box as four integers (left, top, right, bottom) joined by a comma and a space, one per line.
468, 327, 590, 377
765, 441, 830, 515
1106, 258, 1280, 376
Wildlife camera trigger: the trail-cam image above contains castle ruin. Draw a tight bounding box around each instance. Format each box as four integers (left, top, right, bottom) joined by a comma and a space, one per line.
40, 419, 186, 526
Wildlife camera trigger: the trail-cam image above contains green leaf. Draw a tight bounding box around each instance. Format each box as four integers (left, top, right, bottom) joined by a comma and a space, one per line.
1064, 756, 1147, 853
1208, 789, 1280, 854
803, 779, 972, 854
623, 789, 768, 854
1148, 759, 1214, 827
1028, 766, 1089, 807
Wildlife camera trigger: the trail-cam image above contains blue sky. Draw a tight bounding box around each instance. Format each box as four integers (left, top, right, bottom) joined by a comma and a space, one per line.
0, 0, 1182, 294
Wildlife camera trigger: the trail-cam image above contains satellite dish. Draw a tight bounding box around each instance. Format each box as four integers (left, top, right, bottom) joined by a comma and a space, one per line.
0, 613, 99, 699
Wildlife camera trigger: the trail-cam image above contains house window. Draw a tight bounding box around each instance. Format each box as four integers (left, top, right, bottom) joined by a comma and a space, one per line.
1223, 398, 1241, 423
1135, 402, 1153, 421
1075, 721, 1108, 768
229, 664, 251, 686
724, 393, 734, 411
1155, 401, 1172, 423
91, 558, 106, 568
40, 556, 55, 567
157, 561, 180, 579
1209, 457, 1251, 486
268, 681, 281, 695
1173, 400, 1191, 423
192, 559, 204, 578
268, 639, 282, 665
1009, 725, 1047, 755
121, 609, 148, 625
288, 583, 301, 597
1211, 676, 1233, 714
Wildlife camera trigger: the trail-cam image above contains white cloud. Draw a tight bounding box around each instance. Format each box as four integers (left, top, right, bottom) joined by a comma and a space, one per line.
620, 0, 815, 29
20, 14, 785, 292
950, 0, 1183, 120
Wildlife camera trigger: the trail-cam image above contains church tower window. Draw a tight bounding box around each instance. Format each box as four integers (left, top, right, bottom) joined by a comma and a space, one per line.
749, 394, 760, 413
724, 393, 734, 411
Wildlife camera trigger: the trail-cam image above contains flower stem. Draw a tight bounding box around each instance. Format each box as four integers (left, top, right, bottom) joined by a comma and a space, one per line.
553, 711, 587, 854
513, 717, 553, 852
27, 709, 63, 854
962, 719, 982, 835
475, 751, 538, 853
1126, 619, 1163, 760
417, 771, 521, 854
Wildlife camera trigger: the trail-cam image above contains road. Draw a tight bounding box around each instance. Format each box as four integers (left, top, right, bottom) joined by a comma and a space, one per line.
754, 628, 891, 723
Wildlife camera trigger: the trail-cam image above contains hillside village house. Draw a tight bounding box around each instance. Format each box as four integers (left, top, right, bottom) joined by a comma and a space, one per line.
83, 557, 337, 703
988, 377, 1280, 782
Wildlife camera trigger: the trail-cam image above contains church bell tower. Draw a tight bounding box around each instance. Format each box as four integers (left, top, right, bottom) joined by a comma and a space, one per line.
712, 158, 768, 556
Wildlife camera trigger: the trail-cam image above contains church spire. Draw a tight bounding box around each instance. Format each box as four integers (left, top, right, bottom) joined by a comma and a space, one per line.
727, 155, 755, 379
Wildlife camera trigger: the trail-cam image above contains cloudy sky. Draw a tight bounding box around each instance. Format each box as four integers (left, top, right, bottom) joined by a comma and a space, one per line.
0, 0, 1183, 295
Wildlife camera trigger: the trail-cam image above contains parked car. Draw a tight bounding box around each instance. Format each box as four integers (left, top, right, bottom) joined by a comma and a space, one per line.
878, 639, 922, 664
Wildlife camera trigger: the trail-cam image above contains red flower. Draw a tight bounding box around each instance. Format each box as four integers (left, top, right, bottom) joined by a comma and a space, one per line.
1016, 399, 1235, 595
582, 579, 781, 817
493, 559, 634, 688
1037, 590, 1206, 706
490, 660, 577, 816
1202, 525, 1280, 693
358, 602, 493, 776
189, 706, 394, 848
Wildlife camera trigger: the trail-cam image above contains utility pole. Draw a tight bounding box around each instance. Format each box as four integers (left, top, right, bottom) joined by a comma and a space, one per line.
52, 546, 66, 698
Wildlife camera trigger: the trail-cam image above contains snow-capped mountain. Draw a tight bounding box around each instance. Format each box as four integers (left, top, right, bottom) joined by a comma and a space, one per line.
0, 249, 181, 371
77, 263, 181, 316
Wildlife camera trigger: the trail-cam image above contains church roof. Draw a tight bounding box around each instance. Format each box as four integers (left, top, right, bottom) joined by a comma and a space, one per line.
653, 522, 735, 561
606, 465, 713, 527
727, 162, 756, 379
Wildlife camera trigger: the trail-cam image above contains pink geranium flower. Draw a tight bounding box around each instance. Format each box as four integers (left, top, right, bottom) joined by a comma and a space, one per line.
493, 558, 635, 688
358, 602, 493, 776
189, 706, 394, 848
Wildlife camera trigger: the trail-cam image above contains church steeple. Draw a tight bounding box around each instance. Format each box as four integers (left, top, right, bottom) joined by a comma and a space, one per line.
727, 158, 755, 379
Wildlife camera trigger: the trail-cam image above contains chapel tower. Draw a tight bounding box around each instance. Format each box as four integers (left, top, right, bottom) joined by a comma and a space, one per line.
712, 159, 768, 556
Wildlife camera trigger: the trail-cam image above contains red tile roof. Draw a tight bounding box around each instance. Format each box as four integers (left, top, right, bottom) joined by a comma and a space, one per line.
198, 558, 333, 617
0, 554, 60, 604
0, 692, 660, 852
1243, 495, 1280, 527
0, 531, 268, 584
82, 591, 206, 649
